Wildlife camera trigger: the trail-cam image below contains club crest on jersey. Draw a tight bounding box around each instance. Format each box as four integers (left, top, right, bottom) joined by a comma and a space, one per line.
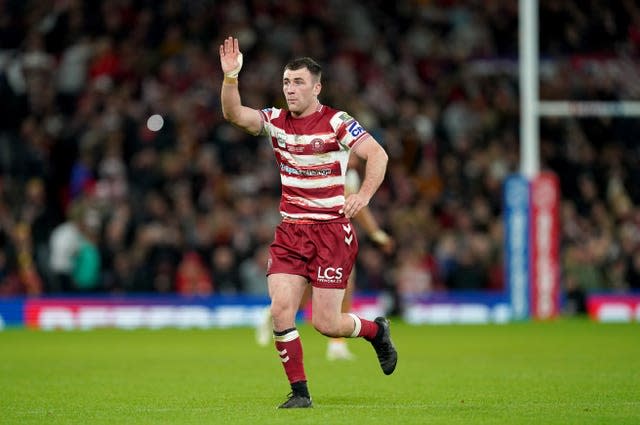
311, 138, 324, 152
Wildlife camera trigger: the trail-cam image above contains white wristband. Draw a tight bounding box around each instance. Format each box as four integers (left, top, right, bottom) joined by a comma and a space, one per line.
224, 53, 243, 78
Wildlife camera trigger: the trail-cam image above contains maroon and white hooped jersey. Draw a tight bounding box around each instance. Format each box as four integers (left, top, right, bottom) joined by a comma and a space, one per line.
259, 104, 369, 221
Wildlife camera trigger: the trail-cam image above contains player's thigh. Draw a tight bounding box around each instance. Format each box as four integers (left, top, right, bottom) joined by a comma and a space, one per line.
268, 273, 308, 313
311, 286, 345, 324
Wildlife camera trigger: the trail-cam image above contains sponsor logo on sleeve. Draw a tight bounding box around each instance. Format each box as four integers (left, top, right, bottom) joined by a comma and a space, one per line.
347, 120, 365, 138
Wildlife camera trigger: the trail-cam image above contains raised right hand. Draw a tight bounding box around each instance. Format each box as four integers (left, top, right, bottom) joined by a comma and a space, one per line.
219, 36, 243, 77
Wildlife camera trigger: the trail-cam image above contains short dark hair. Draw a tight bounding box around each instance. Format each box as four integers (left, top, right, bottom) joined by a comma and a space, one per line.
284, 57, 322, 81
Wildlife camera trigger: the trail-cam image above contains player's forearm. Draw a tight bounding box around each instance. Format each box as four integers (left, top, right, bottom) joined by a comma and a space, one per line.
221, 77, 243, 122
221, 79, 262, 135
354, 206, 392, 249
354, 206, 380, 234
358, 147, 388, 202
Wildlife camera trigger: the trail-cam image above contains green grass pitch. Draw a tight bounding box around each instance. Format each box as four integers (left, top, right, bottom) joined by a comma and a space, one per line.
1, 319, 639, 424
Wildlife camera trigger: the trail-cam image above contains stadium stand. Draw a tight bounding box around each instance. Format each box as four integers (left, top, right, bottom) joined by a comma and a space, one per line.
0, 0, 639, 316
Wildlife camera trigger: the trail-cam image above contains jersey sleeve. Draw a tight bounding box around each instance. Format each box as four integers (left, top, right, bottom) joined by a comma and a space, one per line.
331, 111, 370, 150
258, 108, 270, 136
258, 107, 284, 137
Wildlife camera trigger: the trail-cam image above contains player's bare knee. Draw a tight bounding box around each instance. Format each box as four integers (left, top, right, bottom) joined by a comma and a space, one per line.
270, 302, 294, 324
311, 317, 340, 337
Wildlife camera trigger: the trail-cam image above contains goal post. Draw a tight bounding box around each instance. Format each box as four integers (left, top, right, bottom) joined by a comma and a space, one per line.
508, 0, 560, 321
519, 0, 539, 180
509, 0, 640, 321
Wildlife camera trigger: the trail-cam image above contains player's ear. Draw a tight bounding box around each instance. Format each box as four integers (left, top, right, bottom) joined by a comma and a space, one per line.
313, 82, 322, 96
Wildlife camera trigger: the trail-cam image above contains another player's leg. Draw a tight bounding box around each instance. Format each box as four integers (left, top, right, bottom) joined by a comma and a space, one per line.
255, 306, 273, 347
269, 273, 313, 408
312, 287, 397, 375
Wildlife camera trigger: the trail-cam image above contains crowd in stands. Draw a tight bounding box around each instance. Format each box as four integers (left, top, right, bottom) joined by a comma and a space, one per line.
1, 0, 639, 315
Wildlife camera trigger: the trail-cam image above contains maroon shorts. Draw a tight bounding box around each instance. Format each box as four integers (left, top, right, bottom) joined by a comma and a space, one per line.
267, 219, 359, 289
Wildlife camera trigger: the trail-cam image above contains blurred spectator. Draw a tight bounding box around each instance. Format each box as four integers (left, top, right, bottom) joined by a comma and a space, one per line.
175, 251, 213, 296
394, 242, 438, 296
71, 206, 102, 291
626, 250, 640, 291
210, 245, 240, 295
48, 201, 84, 292
238, 244, 270, 296
11, 223, 43, 295
354, 246, 390, 292
48, 200, 102, 292
0, 241, 21, 296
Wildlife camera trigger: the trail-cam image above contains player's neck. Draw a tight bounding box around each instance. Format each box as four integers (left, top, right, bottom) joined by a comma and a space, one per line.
291, 101, 322, 119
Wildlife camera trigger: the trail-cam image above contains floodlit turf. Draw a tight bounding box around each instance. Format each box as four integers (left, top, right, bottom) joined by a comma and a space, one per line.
1, 319, 639, 424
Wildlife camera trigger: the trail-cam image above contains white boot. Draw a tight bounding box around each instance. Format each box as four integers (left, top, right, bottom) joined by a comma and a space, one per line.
326, 339, 355, 360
